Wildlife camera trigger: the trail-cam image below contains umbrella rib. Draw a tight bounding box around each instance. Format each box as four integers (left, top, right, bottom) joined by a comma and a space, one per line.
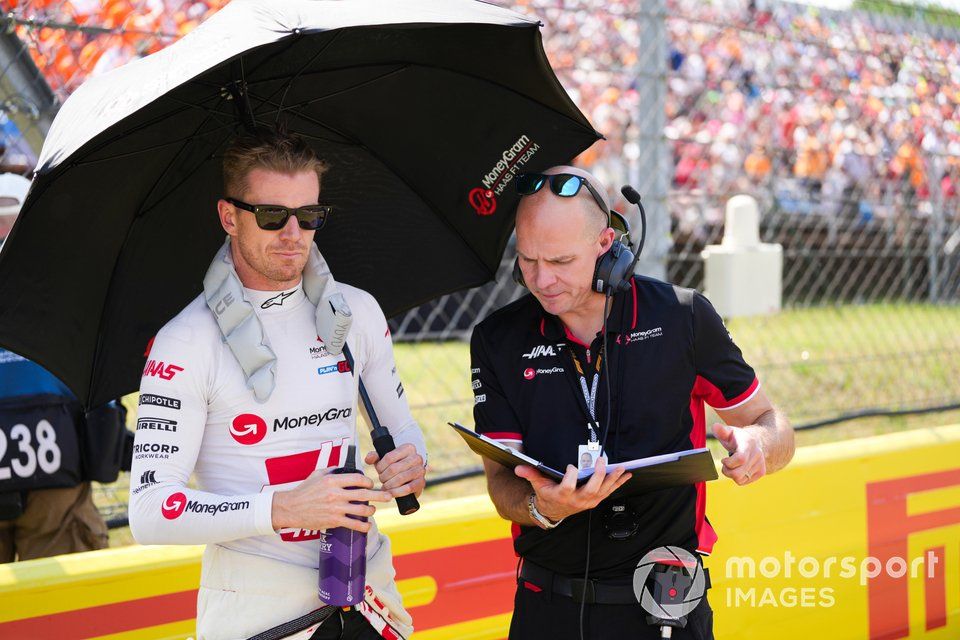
265, 104, 494, 280
252, 65, 409, 120
240, 60, 598, 138
84, 96, 240, 402
68, 122, 237, 167
264, 31, 344, 122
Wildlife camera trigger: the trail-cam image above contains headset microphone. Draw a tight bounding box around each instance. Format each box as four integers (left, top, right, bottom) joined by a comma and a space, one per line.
619, 185, 646, 279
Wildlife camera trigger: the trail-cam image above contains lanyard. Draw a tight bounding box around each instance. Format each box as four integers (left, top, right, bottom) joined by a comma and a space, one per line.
568, 345, 603, 441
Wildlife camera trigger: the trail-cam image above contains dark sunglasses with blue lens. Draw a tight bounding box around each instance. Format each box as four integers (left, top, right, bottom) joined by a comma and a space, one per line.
515, 173, 609, 217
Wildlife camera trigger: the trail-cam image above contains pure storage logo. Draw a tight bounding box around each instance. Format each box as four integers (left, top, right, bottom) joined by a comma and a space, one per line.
866, 468, 960, 639
161, 491, 249, 520
231, 413, 267, 446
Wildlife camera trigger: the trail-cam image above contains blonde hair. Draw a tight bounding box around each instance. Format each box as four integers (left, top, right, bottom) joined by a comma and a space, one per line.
222, 128, 329, 198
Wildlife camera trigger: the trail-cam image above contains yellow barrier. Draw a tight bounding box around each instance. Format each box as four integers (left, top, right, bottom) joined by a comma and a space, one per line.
3, 424, 960, 639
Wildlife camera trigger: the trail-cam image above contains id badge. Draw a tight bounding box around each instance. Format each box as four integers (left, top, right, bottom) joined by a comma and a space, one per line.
577, 444, 607, 472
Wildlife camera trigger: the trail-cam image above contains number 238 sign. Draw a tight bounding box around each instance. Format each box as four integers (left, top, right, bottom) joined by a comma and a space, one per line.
0, 400, 81, 491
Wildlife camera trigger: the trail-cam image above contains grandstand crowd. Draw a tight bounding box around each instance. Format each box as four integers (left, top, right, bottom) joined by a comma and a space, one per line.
6, 0, 960, 228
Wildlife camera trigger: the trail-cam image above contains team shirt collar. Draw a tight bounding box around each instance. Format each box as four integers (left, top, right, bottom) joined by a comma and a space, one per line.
243, 281, 306, 314
538, 277, 638, 342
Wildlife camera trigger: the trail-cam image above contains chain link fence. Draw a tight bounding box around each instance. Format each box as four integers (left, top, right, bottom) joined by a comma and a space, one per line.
1, 0, 959, 531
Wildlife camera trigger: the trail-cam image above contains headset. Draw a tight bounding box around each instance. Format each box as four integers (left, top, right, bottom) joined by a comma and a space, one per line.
510, 183, 649, 640
513, 186, 646, 295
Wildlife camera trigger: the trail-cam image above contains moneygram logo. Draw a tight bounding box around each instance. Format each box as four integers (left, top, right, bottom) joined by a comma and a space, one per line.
231, 413, 267, 445
479, 134, 541, 196
162, 492, 187, 519
161, 492, 250, 520
523, 366, 563, 380
273, 407, 352, 432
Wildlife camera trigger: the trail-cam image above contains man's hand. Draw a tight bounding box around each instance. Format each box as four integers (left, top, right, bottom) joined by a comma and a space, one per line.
712, 423, 766, 485
364, 443, 426, 499
271, 468, 392, 533
515, 457, 631, 523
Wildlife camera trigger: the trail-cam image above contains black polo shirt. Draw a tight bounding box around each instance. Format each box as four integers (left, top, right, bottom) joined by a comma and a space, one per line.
470, 275, 759, 579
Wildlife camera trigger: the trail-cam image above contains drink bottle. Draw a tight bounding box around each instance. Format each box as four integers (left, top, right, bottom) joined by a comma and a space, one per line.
318, 445, 367, 605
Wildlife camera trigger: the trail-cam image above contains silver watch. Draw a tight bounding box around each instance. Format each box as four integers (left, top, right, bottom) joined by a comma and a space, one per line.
528, 493, 562, 529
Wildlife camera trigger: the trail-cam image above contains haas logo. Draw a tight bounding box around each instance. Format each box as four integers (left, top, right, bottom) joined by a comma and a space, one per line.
143, 360, 184, 380
162, 492, 187, 520
522, 345, 557, 360
231, 413, 267, 445
468, 188, 497, 216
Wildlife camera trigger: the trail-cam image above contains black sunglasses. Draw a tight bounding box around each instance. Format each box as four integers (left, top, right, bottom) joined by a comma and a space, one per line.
226, 197, 331, 231
515, 173, 609, 218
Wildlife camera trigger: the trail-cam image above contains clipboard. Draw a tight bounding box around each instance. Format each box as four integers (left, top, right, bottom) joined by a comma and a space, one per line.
449, 422, 718, 498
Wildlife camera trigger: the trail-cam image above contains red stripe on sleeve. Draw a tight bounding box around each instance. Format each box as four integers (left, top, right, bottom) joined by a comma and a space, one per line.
484, 432, 523, 441
692, 375, 760, 410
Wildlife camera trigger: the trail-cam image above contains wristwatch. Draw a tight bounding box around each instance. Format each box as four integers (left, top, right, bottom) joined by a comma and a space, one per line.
528, 493, 563, 529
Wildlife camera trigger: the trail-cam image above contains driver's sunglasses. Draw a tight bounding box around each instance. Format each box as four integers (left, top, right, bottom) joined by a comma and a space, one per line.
515, 173, 609, 217
226, 197, 331, 231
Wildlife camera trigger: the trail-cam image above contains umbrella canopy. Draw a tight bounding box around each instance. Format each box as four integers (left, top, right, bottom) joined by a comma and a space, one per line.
0, 0, 600, 408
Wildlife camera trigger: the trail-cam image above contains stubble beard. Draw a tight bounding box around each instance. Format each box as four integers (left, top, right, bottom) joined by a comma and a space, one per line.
236, 234, 307, 285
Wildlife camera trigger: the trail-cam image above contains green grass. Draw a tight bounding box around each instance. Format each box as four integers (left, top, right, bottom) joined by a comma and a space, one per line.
389, 303, 960, 475
100, 303, 960, 543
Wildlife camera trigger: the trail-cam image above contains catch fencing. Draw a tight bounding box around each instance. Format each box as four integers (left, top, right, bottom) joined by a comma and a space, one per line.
0, 0, 958, 528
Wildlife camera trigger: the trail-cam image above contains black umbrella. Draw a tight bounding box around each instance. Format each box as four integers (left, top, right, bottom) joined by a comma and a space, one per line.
0, 0, 600, 407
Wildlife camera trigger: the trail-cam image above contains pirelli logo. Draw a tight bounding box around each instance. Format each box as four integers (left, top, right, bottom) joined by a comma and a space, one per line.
866, 469, 960, 638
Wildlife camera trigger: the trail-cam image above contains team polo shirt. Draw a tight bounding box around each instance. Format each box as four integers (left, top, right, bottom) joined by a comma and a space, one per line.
470, 275, 759, 579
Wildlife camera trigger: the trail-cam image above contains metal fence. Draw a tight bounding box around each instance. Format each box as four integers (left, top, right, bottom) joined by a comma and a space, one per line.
1, 0, 959, 528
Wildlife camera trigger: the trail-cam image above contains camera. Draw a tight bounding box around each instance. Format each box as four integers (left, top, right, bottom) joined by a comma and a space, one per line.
601, 500, 640, 540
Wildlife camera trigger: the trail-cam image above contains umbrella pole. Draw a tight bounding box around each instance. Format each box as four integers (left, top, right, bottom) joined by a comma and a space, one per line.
342, 345, 420, 516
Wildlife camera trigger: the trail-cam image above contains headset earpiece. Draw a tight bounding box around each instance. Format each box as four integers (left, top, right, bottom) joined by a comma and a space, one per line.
592, 239, 635, 294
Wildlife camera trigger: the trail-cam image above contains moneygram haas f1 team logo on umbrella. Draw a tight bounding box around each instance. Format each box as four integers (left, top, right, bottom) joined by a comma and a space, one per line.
468, 188, 497, 216
470, 134, 541, 216
231, 413, 267, 446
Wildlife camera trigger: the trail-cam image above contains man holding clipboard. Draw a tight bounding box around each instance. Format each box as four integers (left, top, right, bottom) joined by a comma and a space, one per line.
469, 166, 795, 639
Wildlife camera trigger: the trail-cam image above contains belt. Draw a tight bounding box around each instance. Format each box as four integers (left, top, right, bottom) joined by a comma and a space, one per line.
518, 559, 711, 606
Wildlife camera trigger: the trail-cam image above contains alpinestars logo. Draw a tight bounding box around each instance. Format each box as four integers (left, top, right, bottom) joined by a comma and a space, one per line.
231, 414, 268, 445
261, 290, 295, 309
161, 491, 249, 520
522, 345, 557, 359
